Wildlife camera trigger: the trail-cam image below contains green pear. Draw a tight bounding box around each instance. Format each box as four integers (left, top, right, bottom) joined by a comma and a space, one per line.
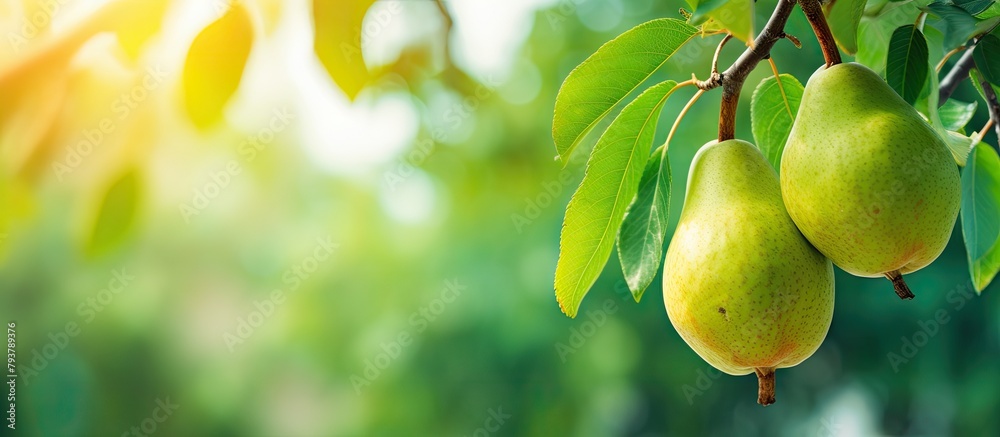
780, 62, 961, 299
664, 140, 834, 406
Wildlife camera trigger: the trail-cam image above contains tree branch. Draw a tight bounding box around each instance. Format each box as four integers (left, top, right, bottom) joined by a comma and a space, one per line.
978, 75, 1000, 148
939, 48, 977, 105
695, 0, 840, 141
697, 0, 798, 140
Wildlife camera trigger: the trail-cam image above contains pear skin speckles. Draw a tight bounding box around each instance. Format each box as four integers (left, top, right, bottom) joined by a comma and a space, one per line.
663, 140, 834, 406
780, 63, 960, 297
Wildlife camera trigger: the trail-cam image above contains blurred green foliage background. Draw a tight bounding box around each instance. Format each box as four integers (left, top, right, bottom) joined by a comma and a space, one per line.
1, 0, 999, 435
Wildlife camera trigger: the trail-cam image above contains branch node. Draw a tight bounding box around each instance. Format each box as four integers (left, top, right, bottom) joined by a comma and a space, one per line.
694, 72, 723, 91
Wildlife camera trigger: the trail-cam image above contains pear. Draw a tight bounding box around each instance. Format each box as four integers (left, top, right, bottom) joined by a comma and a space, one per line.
664, 140, 834, 406
780, 62, 961, 299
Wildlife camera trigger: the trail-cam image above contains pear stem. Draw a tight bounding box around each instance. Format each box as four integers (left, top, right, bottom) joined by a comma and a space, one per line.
755, 367, 776, 406
694, 0, 842, 141
798, 0, 842, 67
884, 270, 915, 300
706, 0, 798, 140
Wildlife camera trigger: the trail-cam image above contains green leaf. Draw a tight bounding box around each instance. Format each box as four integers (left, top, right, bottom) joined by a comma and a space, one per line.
617, 144, 671, 302
750, 74, 804, 171
555, 81, 679, 317
974, 34, 1000, 87
89, 170, 140, 256
971, 68, 989, 101
970, 69, 1000, 108
923, 1, 979, 50
857, 1, 923, 74
886, 25, 929, 104
824, 0, 868, 54
915, 26, 974, 165
943, 130, 979, 166
552, 19, 697, 164
686, 0, 755, 43
955, 0, 995, 15
314, 0, 377, 101
914, 25, 945, 115
183, 3, 254, 129
961, 144, 1000, 292
939, 99, 978, 131
977, 1, 1000, 18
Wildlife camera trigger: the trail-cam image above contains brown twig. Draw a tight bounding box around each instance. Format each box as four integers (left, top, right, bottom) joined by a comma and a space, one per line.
695, 0, 798, 140
798, 0, 842, 67
694, 0, 840, 141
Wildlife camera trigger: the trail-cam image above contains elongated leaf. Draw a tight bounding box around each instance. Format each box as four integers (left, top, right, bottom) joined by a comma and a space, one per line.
552, 19, 696, 164
824, 0, 867, 54
555, 81, 678, 317
887, 25, 929, 104
314, 0, 376, 101
961, 144, 1000, 292
974, 34, 1000, 87
939, 99, 978, 132
89, 170, 140, 255
856, 1, 923, 74
955, 0, 995, 15
687, 0, 755, 43
617, 145, 671, 301
923, 1, 979, 49
750, 74, 804, 171
977, 2, 1000, 18
914, 26, 974, 165
183, 3, 254, 129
